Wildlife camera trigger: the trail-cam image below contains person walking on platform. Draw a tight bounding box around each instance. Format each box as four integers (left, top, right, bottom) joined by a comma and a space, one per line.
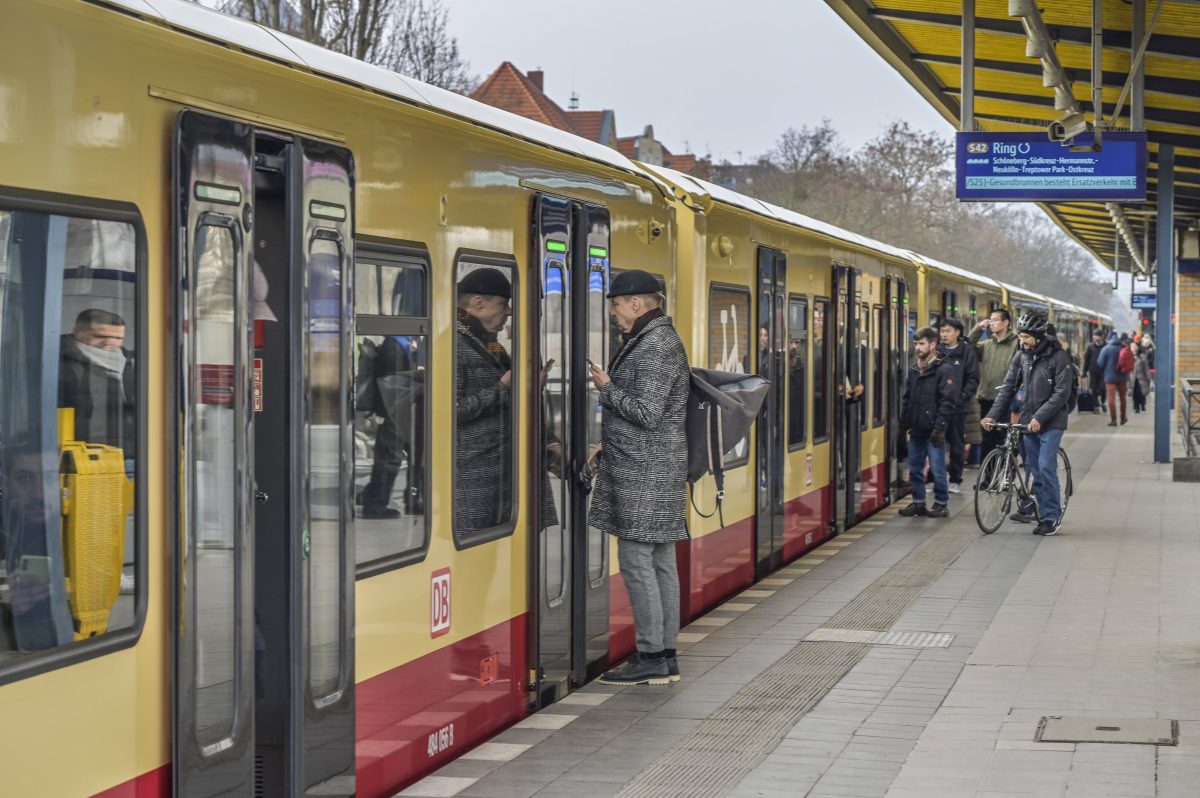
1082, 330, 1107, 414
936, 318, 979, 495
1096, 331, 1131, 426
1132, 341, 1152, 413
588, 269, 690, 686
899, 328, 956, 518
983, 313, 1072, 536
970, 309, 1019, 460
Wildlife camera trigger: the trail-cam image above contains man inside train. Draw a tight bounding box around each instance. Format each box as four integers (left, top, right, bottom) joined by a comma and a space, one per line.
454, 268, 513, 534
936, 318, 979, 495
58, 308, 136, 456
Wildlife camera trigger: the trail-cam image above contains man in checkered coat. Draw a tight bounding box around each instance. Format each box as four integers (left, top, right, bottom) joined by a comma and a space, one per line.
588, 269, 690, 686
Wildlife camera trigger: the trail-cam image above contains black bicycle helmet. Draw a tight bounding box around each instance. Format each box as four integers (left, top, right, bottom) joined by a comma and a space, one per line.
1015, 312, 1049, 338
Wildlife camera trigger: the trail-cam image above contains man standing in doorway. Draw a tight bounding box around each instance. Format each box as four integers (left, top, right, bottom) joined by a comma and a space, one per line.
936, 318, 979, 494
588, 270, 690, 686
969, 309, 1019, 460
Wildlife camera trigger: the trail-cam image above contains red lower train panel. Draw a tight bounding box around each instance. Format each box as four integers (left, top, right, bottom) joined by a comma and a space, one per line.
356, 616, 528, 798
92, 765, 170, 798
858, 462, 889, 517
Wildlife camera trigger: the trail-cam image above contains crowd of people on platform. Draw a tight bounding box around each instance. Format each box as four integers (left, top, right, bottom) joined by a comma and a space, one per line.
899, 309, 1153, 536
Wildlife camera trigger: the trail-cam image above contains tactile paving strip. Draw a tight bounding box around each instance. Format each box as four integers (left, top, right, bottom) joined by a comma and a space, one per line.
616, 520, 977, 798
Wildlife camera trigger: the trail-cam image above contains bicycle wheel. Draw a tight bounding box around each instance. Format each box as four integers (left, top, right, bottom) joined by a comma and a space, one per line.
1055, 447, 1072, 527
975, 449, 1013, 534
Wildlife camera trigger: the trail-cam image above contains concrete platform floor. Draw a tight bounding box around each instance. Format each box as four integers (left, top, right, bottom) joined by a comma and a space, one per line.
399, 409, 1199, 798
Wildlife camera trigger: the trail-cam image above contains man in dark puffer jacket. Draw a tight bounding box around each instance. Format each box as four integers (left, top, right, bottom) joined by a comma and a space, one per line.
898, 327, 958, 519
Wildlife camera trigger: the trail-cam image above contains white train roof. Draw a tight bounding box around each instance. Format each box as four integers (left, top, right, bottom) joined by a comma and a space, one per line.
96, 0, 658, 182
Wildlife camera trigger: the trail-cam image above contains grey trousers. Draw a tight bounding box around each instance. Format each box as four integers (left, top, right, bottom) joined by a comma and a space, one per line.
617, 538, 680, 653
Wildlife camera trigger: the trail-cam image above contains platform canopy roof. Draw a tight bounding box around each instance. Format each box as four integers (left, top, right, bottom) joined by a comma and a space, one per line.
825, 0, 1200, 276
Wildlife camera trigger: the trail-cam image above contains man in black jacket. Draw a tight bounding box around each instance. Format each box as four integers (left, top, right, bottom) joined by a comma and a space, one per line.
58, 309, 136, 454
983, 313, 1072, 536
899, 328, 957, 518
937, 318, 979, 494
1082, 330, 1107, 414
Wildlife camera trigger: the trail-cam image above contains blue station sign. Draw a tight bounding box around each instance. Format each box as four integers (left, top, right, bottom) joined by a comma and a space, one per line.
1131, 292, 1158, 310
956, 132, 1147, 202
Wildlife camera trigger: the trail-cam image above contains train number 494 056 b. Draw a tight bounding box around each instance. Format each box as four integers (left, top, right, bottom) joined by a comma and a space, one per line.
427, 723, 455, 758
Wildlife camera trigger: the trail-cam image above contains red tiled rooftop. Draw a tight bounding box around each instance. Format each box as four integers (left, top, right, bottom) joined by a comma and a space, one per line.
566, 111, 604, 143
471, 62, 577, 134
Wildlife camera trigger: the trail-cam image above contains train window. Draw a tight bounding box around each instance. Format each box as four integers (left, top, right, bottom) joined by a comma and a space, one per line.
453, 254, 517, 545
354, 245, 430, 575
787, 295, 808, 449
707, 285, 751, 467
0, 206, 142, 673
859, 302, 869, 431
873, 305, 885, 427
813, 298, 830, 443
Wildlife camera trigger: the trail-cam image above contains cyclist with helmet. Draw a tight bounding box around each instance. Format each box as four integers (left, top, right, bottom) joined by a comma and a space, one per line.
982, 313, 1073, 536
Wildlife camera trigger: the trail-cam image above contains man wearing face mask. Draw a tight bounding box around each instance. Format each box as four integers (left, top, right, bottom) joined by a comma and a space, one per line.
58, 309, 135, 453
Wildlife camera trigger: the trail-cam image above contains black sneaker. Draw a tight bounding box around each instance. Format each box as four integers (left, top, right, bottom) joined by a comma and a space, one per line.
899, 503, 928, 517
928, 503, 949, 518
1035, 522, 1058, 536
1010, 510, 1036, 524
598, 652, 670, 686
664, 648, 681, 683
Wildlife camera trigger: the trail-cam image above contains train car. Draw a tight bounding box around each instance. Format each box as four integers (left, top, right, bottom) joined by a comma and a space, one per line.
1001, 281, 1053, 322
0, 1, 685, 796
640, 165, 920, 583
1, 4, 1118, 798
915, 255, 1006, 331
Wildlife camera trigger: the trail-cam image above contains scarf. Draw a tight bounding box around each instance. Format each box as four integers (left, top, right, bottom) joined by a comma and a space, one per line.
457, 307, 511, 369
610, 308, 666, 369
78, 342, 127, 377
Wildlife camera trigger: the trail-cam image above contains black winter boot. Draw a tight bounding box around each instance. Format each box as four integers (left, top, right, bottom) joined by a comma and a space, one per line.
664, 648, 681, 682
598, 652, 670, 686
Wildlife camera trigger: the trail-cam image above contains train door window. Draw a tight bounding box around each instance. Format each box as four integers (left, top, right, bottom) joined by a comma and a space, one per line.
354, 244, 429, 574
0, 206, 143, 673
812, 298, 830, 443
968, 295, 978, 322
453, 254, 517, 544
541, 259, 568, 603
859, 302, 869, 431
708, 284, 751, 466
873, 305, 885, 427
787, 295, 808, 449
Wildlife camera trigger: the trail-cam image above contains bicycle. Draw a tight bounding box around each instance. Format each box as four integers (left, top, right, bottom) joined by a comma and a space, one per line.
974, 422, 1072, 534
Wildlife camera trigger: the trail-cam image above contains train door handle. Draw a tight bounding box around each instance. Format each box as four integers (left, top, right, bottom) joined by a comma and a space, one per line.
256, 490, 269, 504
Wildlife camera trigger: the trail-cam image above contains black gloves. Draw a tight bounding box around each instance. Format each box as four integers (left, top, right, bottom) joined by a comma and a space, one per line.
931, 428, 946, 448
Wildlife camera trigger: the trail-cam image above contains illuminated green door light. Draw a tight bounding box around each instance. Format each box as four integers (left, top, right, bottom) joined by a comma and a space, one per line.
546, 240, 567, 253
589, 246, 608, 258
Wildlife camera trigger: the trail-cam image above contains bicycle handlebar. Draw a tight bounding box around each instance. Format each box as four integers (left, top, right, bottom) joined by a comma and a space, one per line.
988, 422, 1028, 431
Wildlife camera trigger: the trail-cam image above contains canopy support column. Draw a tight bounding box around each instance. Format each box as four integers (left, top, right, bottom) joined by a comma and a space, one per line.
961, 0, 974, 132
1155, 144, 1175, 463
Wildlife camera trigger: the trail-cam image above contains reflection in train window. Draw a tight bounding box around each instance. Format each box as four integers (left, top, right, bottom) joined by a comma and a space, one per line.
354, 252, 428, 571
812, 299, 830, 443
454, 257, 516, 542
787, 295, 808, 449
708, 285, 751, 467
0, 209, 139, 667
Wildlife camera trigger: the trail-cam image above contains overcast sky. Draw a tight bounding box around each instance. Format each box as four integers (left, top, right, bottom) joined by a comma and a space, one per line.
444, 0, 953, 162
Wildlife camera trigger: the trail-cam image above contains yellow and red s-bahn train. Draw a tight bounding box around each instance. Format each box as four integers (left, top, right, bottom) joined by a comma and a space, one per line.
0, 2, 1112, 796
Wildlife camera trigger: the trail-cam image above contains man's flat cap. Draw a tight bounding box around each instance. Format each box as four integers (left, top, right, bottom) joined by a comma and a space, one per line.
607, 269, 661, 298
457, 267, 511, 298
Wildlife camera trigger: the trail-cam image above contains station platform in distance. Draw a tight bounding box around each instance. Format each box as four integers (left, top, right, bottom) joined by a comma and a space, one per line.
399, 411, 1199, 798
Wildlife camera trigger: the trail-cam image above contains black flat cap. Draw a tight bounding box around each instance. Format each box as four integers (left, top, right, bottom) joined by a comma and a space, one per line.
457, 267, 511, 299
607, 269, 661, 298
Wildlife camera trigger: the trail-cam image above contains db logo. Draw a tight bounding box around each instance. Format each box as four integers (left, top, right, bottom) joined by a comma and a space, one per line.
431, 568, 451, 638
966, 142, 989, 154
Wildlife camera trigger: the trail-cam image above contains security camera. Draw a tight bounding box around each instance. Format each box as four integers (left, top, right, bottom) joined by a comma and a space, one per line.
1048, 112, 1089, 143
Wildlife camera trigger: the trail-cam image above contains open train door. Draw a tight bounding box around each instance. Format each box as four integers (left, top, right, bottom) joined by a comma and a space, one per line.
755, 247, 787, 576
174, 110, 356, 797
173, 109, 257, 798
530, 196, 611, 707
831, 265, 863, 533
886, 278, 911, 501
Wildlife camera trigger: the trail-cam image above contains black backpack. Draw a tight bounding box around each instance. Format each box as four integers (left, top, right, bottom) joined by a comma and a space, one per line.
686, 367, 769, 526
